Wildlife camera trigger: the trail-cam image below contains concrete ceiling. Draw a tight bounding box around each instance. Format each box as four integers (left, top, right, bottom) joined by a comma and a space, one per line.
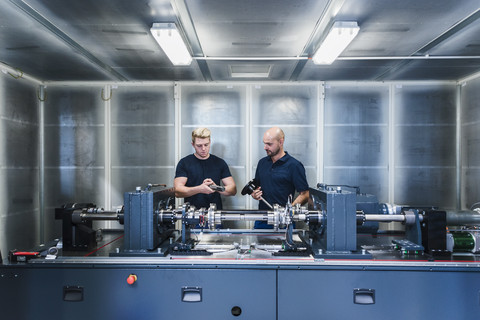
1, 0, 479, 82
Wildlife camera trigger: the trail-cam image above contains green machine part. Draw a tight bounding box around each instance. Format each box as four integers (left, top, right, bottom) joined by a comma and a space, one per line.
451, 232, 475, 252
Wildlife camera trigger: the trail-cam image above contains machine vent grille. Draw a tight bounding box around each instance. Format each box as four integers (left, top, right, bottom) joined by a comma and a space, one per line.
229, 64, 271, 78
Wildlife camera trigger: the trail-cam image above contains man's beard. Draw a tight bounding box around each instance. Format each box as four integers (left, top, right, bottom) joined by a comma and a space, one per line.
266, 148, 279, 157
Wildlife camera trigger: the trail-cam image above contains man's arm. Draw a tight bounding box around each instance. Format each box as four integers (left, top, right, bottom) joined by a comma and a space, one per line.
174, 177, 214, 198
292, 190, 309, 206
218, 176, 237, 196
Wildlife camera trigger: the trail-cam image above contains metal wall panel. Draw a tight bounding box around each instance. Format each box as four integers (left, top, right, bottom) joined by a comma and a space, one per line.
251, 84, 318, 190
324, 85, 389, 201
0, 74, 39, 259
394, 84, 457, 208
461, 76, 480, 210
111, 86, 175, 206
43, 86, 105, 239
323, 168, 388, 201
1, 78, 471, 259
180, 84, 247, 209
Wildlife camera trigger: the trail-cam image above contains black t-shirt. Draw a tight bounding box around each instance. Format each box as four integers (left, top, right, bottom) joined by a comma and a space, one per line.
175, 154, 232, 209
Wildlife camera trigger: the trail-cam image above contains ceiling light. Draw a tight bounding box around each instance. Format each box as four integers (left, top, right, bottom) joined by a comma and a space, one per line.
150, 23, 192, 66
312, 21, 360, 65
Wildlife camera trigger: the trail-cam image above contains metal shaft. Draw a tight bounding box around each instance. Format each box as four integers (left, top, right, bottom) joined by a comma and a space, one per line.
446, 210, 480, 226
153, 207, 480, 228
260, 197, 273, 209
363, 214, 408, 222
221, 210, 269, 214
72, 212, 121, 224
219, 214, 268, 221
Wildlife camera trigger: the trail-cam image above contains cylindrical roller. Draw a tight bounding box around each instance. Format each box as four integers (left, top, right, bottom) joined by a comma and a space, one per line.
446, 210, 480, 226
448, 232, 475, 252
220, 210, 269, 215
219, 214, 268, 221
81, 213, 121, 220
300, 211, 322, 224
446, 231, 480, 253
363, 214, 407, 222
72, 211, 121, 223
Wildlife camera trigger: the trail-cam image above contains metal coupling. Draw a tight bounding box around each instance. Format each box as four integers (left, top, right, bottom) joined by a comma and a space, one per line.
403, 210, 416, 225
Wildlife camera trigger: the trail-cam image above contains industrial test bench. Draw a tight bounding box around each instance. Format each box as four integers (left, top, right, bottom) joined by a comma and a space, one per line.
2, 183, 480, 319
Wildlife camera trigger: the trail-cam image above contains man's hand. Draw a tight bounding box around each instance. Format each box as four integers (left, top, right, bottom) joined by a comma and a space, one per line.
251, 187, 262, 200
200, 178, 215, 194
292, 190, 310, 206
173, 177, 216, 198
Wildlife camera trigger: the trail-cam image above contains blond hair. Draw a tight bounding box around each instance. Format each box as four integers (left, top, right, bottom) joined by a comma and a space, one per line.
192, 127, 211, 143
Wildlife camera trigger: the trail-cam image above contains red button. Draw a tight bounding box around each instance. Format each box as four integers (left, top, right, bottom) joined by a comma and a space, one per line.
127, 274, 137, 285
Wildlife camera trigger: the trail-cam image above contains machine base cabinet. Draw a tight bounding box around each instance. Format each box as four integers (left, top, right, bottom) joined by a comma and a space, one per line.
2, 264, 480, 319
278, 269, 480, 320
0, 266, 276, 320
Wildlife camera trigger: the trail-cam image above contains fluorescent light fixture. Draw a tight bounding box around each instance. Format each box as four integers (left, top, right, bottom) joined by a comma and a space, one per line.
312, 21, 360, 65
150, 23, 192, 66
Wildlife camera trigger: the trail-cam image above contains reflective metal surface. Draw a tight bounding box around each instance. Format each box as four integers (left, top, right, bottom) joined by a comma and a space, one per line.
394, 85, 457, 208
0, 75, 40, 257
0, 77, 479, 262
43, 86, 105, 240
1, 0, 480, 81
0, 0, 480, 270
111, 85, 175, 205
461, 76, 480, 210
324, 85, 389, 200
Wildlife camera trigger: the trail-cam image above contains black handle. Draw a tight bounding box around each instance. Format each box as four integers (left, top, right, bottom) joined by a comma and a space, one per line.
63, 286, 84, 302
353, 288, 375, 304
181, 286, 202, 302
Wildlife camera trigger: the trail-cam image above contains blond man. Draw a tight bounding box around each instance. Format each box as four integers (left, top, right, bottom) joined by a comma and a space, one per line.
174, 128, 236, 210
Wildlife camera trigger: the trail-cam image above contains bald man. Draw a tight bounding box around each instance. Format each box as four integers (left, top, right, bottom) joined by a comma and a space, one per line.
250, 127, 309, 229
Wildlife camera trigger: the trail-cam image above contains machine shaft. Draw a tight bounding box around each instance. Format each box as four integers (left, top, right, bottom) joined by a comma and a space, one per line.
75, 206, 480, 229
446, 210, 480, 226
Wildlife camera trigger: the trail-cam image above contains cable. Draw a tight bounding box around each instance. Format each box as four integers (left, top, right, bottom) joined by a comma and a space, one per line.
83, 234, 124, 257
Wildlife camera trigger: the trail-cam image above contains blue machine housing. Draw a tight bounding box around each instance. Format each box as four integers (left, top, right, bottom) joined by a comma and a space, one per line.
124, 190, 160, 251
123, 189, 174, 252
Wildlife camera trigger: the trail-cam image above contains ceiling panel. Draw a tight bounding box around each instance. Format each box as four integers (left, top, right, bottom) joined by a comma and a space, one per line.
0, 1, 116, 81
298, 60, 400, 81
386, 59, 480, 81
186, 0, 331, 57
427, 17, 480, 56
0, 0, 479, 82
